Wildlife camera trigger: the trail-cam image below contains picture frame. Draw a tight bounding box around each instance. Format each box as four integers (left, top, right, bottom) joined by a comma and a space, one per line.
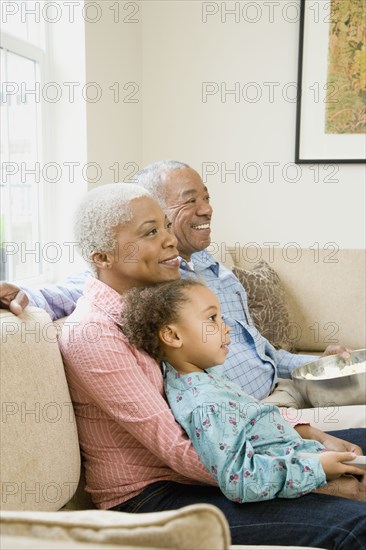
295, 0, 366, 163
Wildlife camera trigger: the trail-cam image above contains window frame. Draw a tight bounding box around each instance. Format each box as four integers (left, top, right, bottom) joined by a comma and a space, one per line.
1, 28, 54, 286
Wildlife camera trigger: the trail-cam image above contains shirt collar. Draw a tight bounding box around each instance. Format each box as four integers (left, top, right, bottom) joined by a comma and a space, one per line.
84, 276, 125, 322
179, 256, 195, 272
191, 249, 220, 277
162, 361, 217, 385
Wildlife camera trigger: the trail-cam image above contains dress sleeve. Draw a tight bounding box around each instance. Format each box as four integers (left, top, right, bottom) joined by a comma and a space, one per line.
187, 405, 326, 502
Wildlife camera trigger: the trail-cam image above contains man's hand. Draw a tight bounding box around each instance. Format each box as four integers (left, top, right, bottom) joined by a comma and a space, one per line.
0, 282, 28, 315
319, 432, 363, 455
295, 424, 363, 455
322, 344, 352, 361
314, 475, 366, 502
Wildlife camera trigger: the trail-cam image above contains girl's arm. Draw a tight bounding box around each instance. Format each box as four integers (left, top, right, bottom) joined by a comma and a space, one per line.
186, 405, 327, 502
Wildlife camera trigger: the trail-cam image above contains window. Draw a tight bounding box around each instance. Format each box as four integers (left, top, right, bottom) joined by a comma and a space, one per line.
1, 1, 46, 282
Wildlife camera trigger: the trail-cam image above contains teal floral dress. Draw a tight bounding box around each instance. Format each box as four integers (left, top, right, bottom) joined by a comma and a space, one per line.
163, 363, 327, 502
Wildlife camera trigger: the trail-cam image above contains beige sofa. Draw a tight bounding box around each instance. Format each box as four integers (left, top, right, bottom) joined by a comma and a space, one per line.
1, 247, 365, 549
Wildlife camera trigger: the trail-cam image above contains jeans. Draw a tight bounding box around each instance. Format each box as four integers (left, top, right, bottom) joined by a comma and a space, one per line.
111, 429, 366, 550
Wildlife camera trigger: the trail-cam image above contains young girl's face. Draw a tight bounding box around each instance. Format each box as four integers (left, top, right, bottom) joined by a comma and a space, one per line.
173, 285, 231, 371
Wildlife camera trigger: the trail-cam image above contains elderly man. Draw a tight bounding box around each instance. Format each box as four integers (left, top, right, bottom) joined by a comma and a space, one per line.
1, 160, 365, 431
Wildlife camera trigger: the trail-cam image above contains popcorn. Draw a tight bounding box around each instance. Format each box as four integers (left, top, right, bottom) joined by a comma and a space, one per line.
304, 361, 366, 380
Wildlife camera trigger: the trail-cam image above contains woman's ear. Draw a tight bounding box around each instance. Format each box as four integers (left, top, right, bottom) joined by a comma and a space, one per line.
91, 251, 113, 270
159, 325, 182, 349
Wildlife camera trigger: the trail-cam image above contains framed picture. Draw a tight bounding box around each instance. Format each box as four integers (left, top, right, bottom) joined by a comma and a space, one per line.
295, 0, 366, 163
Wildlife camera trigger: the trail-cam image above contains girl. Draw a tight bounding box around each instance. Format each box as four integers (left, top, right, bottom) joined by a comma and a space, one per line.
122, 278, 365, 502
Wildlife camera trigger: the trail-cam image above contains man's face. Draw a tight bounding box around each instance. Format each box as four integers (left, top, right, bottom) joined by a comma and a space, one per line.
162, 168, 213, 260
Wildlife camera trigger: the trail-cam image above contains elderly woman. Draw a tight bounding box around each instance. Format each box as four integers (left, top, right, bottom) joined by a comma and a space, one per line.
57, 183, 365, 549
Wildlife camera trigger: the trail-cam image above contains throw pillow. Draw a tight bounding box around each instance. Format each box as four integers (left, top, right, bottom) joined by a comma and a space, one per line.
232, 260, 295, 352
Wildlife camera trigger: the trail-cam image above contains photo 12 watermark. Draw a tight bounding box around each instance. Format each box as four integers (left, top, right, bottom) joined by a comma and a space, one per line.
1, 81, 140, 104
1, 1, 140, 25
201, 2, 333, 24
1, 160, 140, 184
201, 81, 339, 104
201, 161, 339, 184
204, 241, 340, 265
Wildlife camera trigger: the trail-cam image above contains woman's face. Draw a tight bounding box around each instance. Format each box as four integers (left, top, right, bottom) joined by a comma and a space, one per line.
105, 196, 180, 292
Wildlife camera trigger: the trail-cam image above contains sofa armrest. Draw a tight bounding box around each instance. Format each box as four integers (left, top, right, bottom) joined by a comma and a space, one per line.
0, 307, 81, 511
0, 507, 327, 550
0, 535, 162, 550
0, 537, 326, 550
0, 505, 231, 550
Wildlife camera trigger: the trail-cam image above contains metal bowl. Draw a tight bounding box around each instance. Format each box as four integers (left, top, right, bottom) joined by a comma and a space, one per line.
292, 349, 366, 407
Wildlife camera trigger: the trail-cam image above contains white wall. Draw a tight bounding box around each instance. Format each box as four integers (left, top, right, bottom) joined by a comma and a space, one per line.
85, 1, 142, 187
43, 1, 143, 281
141, 1, 365, 249
35, 1, 143, 283
46, 11, 88, 280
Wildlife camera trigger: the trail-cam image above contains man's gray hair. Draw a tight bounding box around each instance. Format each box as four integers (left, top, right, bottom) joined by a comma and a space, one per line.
135, 160, 190, 209
74, 183, 150, 273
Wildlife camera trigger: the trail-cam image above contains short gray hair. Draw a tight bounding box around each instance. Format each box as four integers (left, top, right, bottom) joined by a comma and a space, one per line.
135, 160, 190, 209
74, 183, 150, 272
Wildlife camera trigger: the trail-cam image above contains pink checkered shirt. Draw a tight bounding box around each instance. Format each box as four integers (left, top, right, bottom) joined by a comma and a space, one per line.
59, 277, 215, 510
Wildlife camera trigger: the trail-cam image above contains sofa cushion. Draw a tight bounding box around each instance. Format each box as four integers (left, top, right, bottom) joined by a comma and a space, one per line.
0, 308, 81, 511
0, 538, 325, 550
0, 505, 231, 550
232, 261, 295, 352
228, 248, 366, 352
0, 535, 161, 549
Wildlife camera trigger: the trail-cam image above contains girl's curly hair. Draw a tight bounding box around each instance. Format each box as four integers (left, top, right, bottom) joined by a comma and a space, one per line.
121, 279, 205, 361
